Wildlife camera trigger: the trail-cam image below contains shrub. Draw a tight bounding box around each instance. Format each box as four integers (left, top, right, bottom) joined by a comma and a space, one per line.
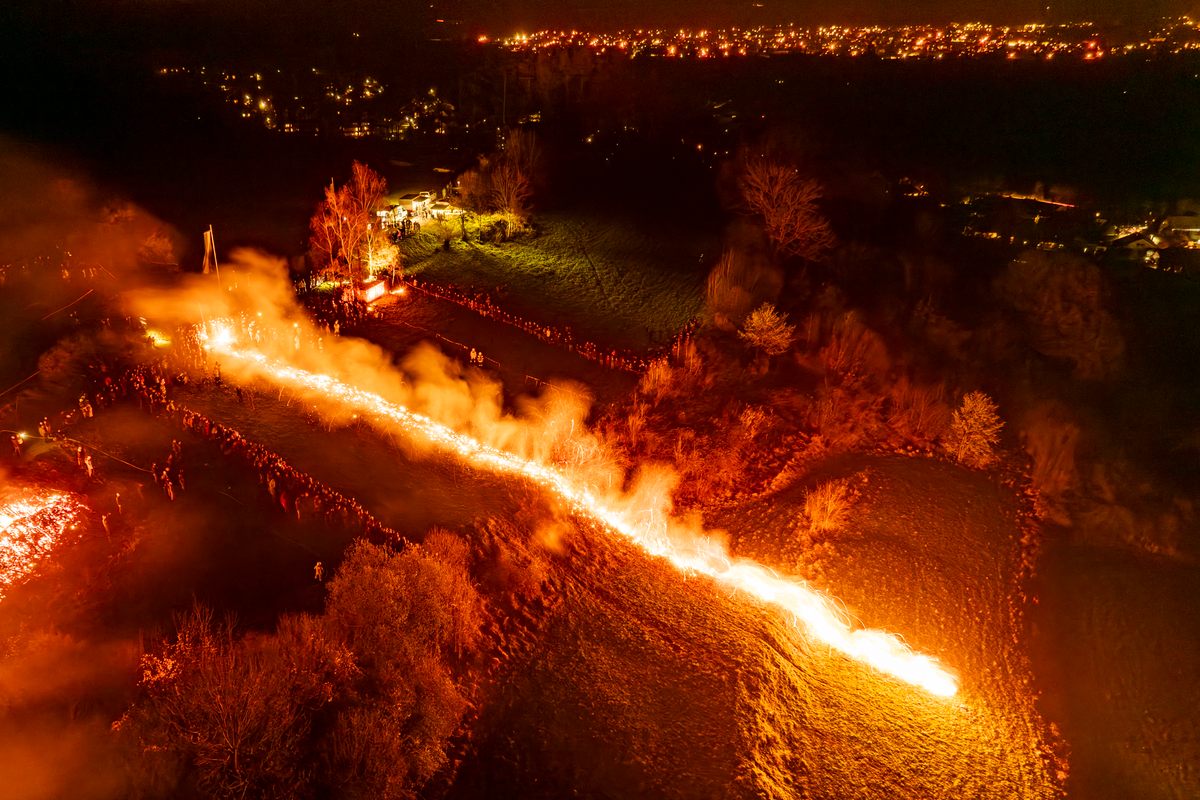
885, 377, 951, 448
943, 391, 1004, 468
639, 357, 674, 402
818, 313, 890, 389
808, 384, 883, 452
803, 478, 856, 533
127, 606, 353, 800
737, 404, 772, 440
995, 251, 1125, 379
703, 231, 781, 329
739, 303, 796, 357
1020, 402, 1080, 525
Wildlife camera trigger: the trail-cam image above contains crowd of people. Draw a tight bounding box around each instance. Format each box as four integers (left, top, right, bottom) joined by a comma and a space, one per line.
300, 288, 373, 331
172, 404, 404, 543
8, 346, 405, 546
101, 352, 404, 543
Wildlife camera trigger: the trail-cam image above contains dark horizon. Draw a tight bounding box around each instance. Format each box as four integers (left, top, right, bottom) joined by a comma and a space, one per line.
8, 0, 1197, 41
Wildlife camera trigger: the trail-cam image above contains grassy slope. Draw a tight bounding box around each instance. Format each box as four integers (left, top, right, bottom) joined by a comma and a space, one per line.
401, 212, 710, 351
705, 453, 1059, 798
453, 470, 1059, 800
1035, 544, 1200, 800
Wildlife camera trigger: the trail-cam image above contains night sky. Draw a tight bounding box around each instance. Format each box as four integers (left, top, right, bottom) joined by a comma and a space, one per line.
435, 0, 1189, 31
21, 0, 1192, 37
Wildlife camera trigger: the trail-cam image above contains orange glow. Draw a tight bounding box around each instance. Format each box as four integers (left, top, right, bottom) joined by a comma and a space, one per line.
0, 490, 85, 600
200, 324, 960, 698
360, 280, 386, 303
146, 329, 172, 348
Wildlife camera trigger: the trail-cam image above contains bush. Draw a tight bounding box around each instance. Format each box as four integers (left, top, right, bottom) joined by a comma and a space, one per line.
739, 303, 796, 357
126, 606, 354, 800
639, 357, 674, 402
703, 228, 780, 329
943, 391, 1004, 469
808, 384, 883, 453
124, 537, 484, 800
885, 377, 951, 448
817, 313, 890, 389
803, 478, 856, 534
995, 251, 1125, 379
1020, 402, 1080, 525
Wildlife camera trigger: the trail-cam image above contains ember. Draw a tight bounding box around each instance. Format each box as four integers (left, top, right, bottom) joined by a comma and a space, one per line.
0, 490, 85, 600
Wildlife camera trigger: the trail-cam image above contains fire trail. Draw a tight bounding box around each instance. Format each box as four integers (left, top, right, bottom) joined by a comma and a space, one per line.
0, 490, 84, 600
202, 327, 959, 698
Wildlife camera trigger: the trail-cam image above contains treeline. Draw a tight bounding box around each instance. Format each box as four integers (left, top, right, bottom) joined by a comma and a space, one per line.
598, 138, 1195, 559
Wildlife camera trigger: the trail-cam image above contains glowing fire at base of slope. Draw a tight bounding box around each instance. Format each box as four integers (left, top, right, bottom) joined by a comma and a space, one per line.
0, 491, 85, 600
202, 329, 959, 698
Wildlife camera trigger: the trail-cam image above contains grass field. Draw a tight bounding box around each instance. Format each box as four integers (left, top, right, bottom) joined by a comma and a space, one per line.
400, 212, 713, 351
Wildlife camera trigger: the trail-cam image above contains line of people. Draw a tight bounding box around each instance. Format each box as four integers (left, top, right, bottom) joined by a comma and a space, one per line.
173, 405, 405, 543
403, 277, 647, 371
96, 354, 401, 542
400, 277, 699, 374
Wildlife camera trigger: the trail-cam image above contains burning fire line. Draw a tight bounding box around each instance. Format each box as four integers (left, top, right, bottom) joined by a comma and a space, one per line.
0, 490, 85, 600
202, 325, 959, 698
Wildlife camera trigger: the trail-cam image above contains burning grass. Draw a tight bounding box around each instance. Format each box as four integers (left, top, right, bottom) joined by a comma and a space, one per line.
0, 487, 86, 601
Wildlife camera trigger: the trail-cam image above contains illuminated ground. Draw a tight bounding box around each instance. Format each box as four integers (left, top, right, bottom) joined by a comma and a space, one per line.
4, 290, 1196, 798
447, 462, 1060, 799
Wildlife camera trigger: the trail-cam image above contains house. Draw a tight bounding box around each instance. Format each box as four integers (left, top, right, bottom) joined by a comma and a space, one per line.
1111, 230, 1165, 251
1109, 230, 1166, 266
376, 204, 401, 228
1160, 214, 1200, 243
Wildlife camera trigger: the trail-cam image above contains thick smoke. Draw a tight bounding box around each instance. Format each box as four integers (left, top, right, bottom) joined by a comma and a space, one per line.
0, 136, 181, 288
128, 249, 605, 463
127, 247, 959, 697
126, 247, 705, 545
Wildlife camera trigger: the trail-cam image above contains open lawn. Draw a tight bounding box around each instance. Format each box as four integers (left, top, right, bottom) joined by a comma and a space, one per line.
400, 212, 713, 351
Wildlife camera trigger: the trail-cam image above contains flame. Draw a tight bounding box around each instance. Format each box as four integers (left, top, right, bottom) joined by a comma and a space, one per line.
146, 329, 172, 347
0, 490, 85, 600
201, 323, 959, 698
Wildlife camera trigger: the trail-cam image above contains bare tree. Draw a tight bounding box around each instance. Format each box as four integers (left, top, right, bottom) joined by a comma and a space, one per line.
501, 127, 544, 189
740, 156, 834, 260
456, 164, 491, 213
128, 606, 353, 799
308, 161, 388, 280
490, 161, 533, 223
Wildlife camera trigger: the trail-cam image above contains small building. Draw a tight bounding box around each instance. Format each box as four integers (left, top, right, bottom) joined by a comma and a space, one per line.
376, 204, 401, 227
396, 193, 431, 214
429, 201, 460, 219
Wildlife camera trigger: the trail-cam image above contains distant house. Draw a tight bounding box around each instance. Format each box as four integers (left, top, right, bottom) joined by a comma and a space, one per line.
1109, 230, 1166, 265
376, 204, 401, 227
1161, 215, 1200, 242
1111, 231, 1165, 251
